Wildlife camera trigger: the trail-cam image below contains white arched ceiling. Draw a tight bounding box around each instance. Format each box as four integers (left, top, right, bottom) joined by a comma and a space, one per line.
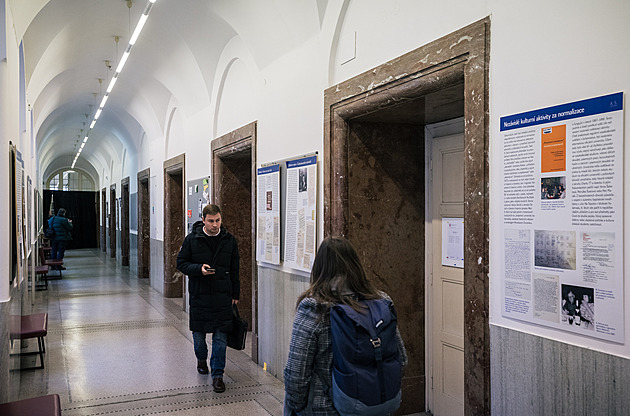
15, 0, 327, 188
214, 58, 255, 138
165, 106, 185, 160
211, 35, 264, 139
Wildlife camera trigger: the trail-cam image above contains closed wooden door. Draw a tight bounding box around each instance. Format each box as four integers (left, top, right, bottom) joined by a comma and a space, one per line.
429, 132, 464, 415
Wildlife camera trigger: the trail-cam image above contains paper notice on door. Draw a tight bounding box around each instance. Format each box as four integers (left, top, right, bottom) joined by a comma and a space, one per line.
442, 217, 464, 268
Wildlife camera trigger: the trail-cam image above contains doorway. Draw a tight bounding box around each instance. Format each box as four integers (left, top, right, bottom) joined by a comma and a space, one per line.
110, 184, 116, 258
212, 121, 257, 363
163, 154, 185, 298
121, 177, 130, 266
137, 168, 150, 279
324, 19, 490, 415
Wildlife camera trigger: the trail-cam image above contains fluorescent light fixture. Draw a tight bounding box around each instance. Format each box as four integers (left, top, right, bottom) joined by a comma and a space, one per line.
106, 75, 118, 93
129, 14, 149, 45
116, 50, 130, 73
72, 0, 157, 168
99, 94, 109, 108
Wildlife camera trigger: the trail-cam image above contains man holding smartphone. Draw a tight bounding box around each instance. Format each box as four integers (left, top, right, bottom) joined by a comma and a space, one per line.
177, 204, 240, 393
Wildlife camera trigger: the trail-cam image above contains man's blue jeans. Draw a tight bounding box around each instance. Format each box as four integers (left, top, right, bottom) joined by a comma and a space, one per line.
51, 239, 68, 260
192, 330, 227, 379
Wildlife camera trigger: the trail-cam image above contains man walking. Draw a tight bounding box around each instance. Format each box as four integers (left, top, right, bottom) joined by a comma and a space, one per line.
177, 204, 240, 393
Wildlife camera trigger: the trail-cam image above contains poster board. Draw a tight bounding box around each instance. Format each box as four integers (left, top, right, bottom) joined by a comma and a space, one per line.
499, 92, 624, 343
186, 177, 210, 234
9, 143, 24, 285
283, 155, 318, 272
256, 152, 318, 273
256, 164, 280, 265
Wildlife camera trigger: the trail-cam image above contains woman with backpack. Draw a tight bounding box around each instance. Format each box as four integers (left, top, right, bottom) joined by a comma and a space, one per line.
284, 236, 407, 416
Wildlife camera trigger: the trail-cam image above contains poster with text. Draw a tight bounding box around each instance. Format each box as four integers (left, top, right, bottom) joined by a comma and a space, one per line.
16, 151, 24, 262
256, 164, 280, 265
284, 155, 317, 272
500, 92, 624, 343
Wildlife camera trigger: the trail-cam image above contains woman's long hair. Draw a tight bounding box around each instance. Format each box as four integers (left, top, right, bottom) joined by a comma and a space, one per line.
297, 236, 381, 312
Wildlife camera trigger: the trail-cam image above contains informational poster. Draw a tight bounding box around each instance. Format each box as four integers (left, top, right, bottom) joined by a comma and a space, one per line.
442, 218, 464, 268
284, 155, 317, 272
28, 176, 34, 245
256, 164, 280, 265
500, 92, 624, 343
186, 177, 210, 234
16, 151, 24, 261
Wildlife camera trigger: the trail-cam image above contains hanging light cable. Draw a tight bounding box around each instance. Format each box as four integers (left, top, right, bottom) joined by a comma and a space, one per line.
72, 0, 157, 169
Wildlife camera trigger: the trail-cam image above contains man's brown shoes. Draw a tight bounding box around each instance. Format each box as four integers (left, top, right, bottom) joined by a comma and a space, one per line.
212, 378, 226, 393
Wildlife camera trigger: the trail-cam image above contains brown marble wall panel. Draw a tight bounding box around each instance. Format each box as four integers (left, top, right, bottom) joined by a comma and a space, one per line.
324, 18, 490, 415
121, 177, 130, 267
216, 152, 253, 331
101, 188, 107, 252
347, 121, 425, 414
164, 154, 185, 298
137, 169, 150, 279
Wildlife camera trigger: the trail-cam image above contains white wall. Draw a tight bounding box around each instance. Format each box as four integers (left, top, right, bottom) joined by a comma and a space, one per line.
1, 3, 23, 301
155, 0, 630, 364
488, 0, 630, 359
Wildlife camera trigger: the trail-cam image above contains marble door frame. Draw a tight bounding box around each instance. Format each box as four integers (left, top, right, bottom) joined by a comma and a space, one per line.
211, 121, 258, 364
324, 18, 490, 415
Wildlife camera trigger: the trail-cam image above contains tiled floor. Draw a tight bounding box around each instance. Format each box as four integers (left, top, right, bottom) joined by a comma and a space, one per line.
19, 249, 285, 415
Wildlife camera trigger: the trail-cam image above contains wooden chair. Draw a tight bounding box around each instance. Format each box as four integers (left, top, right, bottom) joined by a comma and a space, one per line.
10, 313, 48, 370
0, 394, 61, 415
29, 264, 50, 290
39, 246, 63, 278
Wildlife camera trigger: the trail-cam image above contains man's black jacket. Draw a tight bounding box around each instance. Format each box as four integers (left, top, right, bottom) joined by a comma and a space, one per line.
177, 221, 240, 333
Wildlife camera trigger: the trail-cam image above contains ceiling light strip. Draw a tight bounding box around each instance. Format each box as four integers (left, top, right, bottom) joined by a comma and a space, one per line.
72, 0, 157, 168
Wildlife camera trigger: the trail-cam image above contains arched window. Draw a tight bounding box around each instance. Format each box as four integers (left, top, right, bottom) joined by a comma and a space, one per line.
46, 170, 95, 191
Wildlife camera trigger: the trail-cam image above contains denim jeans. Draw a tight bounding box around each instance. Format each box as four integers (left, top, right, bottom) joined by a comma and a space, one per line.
192, 330, 227, 379
51, 240, 68, 260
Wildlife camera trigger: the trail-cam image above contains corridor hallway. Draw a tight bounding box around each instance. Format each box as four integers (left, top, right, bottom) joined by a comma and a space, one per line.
18, 249, 285, 415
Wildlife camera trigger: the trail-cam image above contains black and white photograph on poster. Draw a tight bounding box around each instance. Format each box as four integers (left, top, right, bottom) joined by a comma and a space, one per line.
561, 284, 595, 330
541, 176, 566, 200
534, 230, 576, 270
298, 168, 307, 192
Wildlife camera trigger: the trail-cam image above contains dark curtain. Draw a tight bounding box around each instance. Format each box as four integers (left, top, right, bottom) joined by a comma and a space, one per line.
43, 190, 99, 249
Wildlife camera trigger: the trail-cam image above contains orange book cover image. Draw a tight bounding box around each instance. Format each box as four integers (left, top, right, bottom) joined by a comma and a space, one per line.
541, 124, 566, 173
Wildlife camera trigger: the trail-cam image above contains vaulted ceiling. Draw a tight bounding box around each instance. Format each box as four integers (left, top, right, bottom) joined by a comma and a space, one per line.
12, 0, 326, 185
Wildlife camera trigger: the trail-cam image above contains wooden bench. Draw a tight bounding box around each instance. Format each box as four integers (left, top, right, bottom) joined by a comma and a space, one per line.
0, 394, 61, 415
10, 313, 48, 370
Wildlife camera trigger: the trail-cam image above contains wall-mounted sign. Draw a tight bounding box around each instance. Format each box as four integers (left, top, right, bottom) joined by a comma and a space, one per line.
499, 92, 624, 343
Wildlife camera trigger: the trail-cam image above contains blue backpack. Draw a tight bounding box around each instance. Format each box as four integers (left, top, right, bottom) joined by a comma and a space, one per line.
322, 298, 403, 416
